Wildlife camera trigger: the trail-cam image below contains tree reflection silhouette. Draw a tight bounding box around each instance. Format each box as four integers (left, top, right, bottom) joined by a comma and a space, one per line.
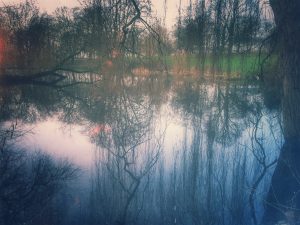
0, 122, 78, 225
0, 76, 289, 225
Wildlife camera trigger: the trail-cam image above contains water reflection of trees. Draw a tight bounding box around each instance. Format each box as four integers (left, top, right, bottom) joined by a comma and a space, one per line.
172, 81, 257, 146
0, 74, 171, 125
88, 83, 162, 225
262, 74, 300, 224
169, 80, 282, 225
0, 77, 289, 225
82, 79, 283, 225
0, 123, 78, 225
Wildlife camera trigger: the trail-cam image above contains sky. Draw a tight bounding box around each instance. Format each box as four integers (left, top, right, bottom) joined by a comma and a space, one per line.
1, 0, 191, 29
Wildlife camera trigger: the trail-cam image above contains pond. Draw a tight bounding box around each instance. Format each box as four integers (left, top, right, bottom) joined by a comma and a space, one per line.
0, 73, 292, 225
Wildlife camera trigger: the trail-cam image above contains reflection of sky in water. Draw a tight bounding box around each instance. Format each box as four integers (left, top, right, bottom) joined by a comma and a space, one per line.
16, 101, 187, 169
1, 80, 286, 225
15, 94, 282, 176
19, 117, 95, 168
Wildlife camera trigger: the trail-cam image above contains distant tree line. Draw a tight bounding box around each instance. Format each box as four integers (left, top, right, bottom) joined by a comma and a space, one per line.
174, 0, 274, 72
175, 0, 274, 54
0, 0, 169, 72
0, 0, 298, 79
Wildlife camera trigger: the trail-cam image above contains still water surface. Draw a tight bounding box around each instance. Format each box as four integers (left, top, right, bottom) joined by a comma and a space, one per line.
0, 75, 285, 225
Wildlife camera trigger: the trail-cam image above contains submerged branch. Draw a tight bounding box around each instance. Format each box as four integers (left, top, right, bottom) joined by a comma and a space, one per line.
0, 49, 96, 86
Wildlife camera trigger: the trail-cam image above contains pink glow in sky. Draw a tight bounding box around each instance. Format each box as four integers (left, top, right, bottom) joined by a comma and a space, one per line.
1, 0, 190, 29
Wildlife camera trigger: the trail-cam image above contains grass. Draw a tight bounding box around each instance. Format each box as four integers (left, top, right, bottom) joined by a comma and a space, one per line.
68, 52, 277, 80
165, 53, 263, 79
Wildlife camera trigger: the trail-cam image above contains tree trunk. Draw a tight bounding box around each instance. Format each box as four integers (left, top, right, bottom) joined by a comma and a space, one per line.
262, 2, 300, 224
269, 0, 300, 85
269, 0, 300, 145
